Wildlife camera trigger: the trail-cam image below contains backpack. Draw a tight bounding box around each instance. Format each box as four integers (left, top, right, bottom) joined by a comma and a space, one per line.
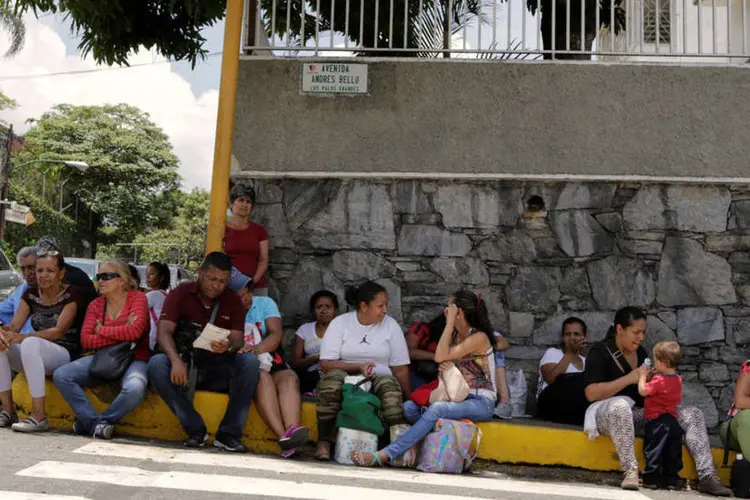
732, 458, 750, 498
336, 379, 385, 436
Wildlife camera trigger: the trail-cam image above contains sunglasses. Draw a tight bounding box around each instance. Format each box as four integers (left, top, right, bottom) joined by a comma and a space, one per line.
96, 272, 121, 282
36, 250, 60, 257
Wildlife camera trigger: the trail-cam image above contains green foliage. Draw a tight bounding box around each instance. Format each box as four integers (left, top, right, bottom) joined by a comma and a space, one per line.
98, 188, 209, 271
2, 0, 225, 67
13, 103, 180, 251
0, 89, 16, 117
0, 4, 24, 57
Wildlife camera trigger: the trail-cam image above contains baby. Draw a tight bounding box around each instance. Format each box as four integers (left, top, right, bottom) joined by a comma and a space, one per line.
638, 341, 684, 490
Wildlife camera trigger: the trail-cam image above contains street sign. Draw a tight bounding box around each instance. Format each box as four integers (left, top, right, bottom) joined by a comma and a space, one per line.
301, 63, 368, 95
5, 203, 34, 226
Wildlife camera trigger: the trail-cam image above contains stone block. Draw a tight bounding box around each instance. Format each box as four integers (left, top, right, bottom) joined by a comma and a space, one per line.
532, 312, 613, 346
594, 212, 623, 233
730, 316, 750, 345
283, 179, 341, 230
718, 383, 736, 417
682, 382, 719, 428
623, 185, 730, 233
553, 183, 616, 210
618, 239, 663, 256
376, 278, 402, 323
279, 259, 345, 326
729, 200, 750, 229
252, 204, 295, 248
550, 210, 613, 258
397, 225, 472, 257
509, 312, 535, 338
642, 315, 677, 355
427, 257, 489, 286
255, 182, 284, 204
507, 267, 561, 313
401, 271, 440, 282
433, 184, 521, 229
676, 307, 725, 346
303, 181, 396, 250
475, 230, 536, 263
706, 234, 750, 253
559, 267, 591, 297
332, 251, 396, 282
506, 346, 547, 360
698, 363, 730, 383
587, 256, 655, 310
390, 180, 433, 215
656, 237, 736, 307
534, 237, 566, 260
395, 261, 421, 272
657, 312, 677, 330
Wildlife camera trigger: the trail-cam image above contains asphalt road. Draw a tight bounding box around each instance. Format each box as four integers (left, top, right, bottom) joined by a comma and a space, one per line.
0, 430, 723, 500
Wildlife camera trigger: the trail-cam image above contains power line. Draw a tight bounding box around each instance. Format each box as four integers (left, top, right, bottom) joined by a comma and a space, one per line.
0, 52, 223, 81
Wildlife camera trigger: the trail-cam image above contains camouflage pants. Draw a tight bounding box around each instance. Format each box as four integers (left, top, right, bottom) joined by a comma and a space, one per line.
316, 368, 405, 442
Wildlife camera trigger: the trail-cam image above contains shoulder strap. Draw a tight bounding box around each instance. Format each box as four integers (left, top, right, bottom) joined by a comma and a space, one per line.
208, 302, 220, 325
723, 417, 734, 467
101, 300, 107, 326
606, 347, 626, 375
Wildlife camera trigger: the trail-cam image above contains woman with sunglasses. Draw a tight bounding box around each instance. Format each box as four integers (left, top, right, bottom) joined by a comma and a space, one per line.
0, 250, 82, 432
53, 261, 150, 439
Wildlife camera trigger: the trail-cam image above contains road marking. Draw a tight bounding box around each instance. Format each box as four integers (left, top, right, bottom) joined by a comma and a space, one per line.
0, 492, 92, 500
73, 442, 649, 500
17, 460, 560, 500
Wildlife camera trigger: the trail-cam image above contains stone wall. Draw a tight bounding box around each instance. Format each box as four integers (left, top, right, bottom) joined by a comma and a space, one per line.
245, 177, 750, 428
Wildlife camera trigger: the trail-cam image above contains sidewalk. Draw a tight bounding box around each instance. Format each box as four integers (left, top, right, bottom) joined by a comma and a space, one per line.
12, 375, 736, 486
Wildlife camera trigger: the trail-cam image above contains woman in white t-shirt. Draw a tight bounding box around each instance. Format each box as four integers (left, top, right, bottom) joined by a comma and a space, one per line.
314, 282, 410, 461
291, 290, 339, 396
536, 316, 589, 425
145, 262, 170, 351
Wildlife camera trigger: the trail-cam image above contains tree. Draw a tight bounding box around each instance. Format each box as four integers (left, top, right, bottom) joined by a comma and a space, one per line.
1, 0, 225, 66
0, 4, 24, 57
13, 103, 180, 255
99, 188, 209, 271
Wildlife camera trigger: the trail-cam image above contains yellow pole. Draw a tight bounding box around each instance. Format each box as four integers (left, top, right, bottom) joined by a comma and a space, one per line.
206, 0, 245, 254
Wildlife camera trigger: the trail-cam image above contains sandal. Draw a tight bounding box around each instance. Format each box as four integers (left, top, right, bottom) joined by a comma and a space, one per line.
351, 450, 383, 467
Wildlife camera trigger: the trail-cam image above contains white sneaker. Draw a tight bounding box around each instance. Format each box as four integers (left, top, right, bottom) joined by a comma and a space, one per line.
11, 416, 49, 433
493, 401, 513, 420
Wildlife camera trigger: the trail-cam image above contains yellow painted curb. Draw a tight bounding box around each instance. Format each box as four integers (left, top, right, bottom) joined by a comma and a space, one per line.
12, 375, 733, 485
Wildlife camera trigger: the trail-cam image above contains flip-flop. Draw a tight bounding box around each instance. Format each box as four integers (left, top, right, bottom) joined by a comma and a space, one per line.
351, 450, 383, 467
314, 452, 331, 461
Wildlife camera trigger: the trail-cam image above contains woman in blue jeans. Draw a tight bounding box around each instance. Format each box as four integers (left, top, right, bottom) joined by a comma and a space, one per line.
352, 289, 496, 467
53, 261, 150, 439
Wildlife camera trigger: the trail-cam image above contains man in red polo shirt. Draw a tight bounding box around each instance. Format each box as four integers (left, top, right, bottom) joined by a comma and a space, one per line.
148, 252, 260, 452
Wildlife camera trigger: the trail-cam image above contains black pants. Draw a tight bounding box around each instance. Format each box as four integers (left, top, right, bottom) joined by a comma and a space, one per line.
643, 413, 684, 482
536, 373, 590, 426
296, 367, 321, 394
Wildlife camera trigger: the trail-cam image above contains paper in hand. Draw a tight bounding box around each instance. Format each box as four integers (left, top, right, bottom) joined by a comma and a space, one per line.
193, 323, 231, 351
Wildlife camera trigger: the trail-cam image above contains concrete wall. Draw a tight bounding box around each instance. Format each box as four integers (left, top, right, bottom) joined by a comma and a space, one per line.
233, 58, 750, 179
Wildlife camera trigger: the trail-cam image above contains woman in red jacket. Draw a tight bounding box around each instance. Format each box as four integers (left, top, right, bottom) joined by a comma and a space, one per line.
53, 260, 150, 439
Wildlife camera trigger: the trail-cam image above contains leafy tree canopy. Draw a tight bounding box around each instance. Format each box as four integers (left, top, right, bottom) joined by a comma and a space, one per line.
1, 0, 225, 66
14, 103, 181, 247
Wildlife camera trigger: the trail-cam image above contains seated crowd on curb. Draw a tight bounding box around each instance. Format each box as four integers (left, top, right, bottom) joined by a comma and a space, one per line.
0, 182, 739, 496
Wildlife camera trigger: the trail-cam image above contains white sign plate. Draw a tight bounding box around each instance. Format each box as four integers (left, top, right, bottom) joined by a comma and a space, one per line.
301, 63, 368, 94
5, 204, 34, 226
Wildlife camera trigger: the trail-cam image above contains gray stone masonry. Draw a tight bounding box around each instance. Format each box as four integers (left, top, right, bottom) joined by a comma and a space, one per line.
242, 178, 750, 428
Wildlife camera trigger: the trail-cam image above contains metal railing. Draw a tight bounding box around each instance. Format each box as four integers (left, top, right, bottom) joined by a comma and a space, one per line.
242, 0, 750, 61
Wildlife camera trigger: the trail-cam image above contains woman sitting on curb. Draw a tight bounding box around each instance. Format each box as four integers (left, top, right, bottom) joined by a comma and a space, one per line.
352, 289, 496, 468
0, 250, 82, 432
145, 262, 170, 351
721, 359, 750, 459
237, 283, 308, 458
291, 290, 339, 396
583, 306, 731, 495
536, 316, 589, 425
315, 281, 410, 461
53, 261, 150, 439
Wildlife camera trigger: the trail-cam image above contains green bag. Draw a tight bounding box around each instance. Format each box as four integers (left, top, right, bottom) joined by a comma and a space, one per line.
336, 379, 385, 436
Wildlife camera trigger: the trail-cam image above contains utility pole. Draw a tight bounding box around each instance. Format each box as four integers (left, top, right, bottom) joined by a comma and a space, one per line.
0, 125, 12, 241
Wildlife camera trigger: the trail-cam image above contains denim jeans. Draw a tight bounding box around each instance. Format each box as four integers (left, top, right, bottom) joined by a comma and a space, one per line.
383, 394, 495, 460
148, 352, 260, 438
53, 356, 149, 433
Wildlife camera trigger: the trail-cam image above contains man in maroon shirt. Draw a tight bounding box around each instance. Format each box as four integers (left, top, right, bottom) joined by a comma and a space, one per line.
148, 252, 260, 452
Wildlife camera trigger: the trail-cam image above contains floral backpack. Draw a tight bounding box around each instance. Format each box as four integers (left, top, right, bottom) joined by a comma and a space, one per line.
416, 418, 481, 474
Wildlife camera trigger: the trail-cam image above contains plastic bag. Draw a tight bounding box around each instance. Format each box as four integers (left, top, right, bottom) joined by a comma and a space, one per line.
334, 428, 378, 465
507, 369, 528, 417
344, 374, 372, 392
389, 424, 418, 468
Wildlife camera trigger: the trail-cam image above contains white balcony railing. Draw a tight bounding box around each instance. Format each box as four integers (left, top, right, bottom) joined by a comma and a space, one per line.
242, 0, 750, 62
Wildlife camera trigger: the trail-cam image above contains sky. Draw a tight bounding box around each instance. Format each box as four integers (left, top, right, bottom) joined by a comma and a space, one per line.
0, 3, 538, 191
0, 13, 226, 190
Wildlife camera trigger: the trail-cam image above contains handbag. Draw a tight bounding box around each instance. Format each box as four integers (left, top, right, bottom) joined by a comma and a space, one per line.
89, 302, 137, 381
429, 363, 470, 404
336, 378, 385, 436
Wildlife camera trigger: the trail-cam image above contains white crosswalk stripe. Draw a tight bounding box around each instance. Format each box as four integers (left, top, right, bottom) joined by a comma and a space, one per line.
0, 492, 92, 500
10, 441, 654, 500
